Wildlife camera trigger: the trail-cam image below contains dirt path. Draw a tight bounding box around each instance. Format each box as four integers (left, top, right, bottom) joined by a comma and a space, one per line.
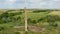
13, 25, 45, 32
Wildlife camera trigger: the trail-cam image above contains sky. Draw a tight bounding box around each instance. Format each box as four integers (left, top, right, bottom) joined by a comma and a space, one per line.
0, 0, 60, 9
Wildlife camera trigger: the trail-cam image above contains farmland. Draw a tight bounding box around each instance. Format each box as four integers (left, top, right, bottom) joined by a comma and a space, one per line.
0, 9, 60, 34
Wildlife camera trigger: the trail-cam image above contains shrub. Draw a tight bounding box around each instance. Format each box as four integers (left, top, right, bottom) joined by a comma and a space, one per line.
0, 12, 8, 18
27, 18, 32, 23
15, 32, 20, 34
32, 20, 37, 24
52, 23, 58, 27
17, 17, 21, 20
33, 10, 49, 13
27, 18, 37, 24
46, 15, 59, 27
38, 18, 44, 22
47, 15, 60, 22
0, 27, 4, 31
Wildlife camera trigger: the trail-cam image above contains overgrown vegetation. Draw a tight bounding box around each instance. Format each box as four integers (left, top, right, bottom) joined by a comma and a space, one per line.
0, 9, 60, 34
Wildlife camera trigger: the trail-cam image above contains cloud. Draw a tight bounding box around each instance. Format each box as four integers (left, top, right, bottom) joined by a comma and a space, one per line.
0, 0, 60, 9
53, 0, 60, 1
5, 0, 17, 5
26, 0, 60, 9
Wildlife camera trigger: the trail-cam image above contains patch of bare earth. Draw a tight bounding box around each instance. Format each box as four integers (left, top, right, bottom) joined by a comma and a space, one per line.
13, 25, 45, 32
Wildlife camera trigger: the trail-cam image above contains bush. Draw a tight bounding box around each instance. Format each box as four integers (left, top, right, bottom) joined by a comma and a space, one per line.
15, 32, 20, 34
32, 20, 37, 24
0, 12, 8, 18
27, 18, 32, 23
17, 17, 21, 20
38, 18, 45, 22
0, 27, 4, 31
49, 22, 58, 27
47, 15, 60, 22
52, 23, 58, 27
33, 10, 49, 13
28, 18, 37, 24
46, 15, 59, 27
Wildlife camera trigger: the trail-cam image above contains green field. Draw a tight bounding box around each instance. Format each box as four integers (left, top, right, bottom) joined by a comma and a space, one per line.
0, 9, 60, 34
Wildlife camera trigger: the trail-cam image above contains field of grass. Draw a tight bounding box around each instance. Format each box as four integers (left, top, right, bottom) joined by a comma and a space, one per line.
0, 9, 60, 34
49, 11, 60, 15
